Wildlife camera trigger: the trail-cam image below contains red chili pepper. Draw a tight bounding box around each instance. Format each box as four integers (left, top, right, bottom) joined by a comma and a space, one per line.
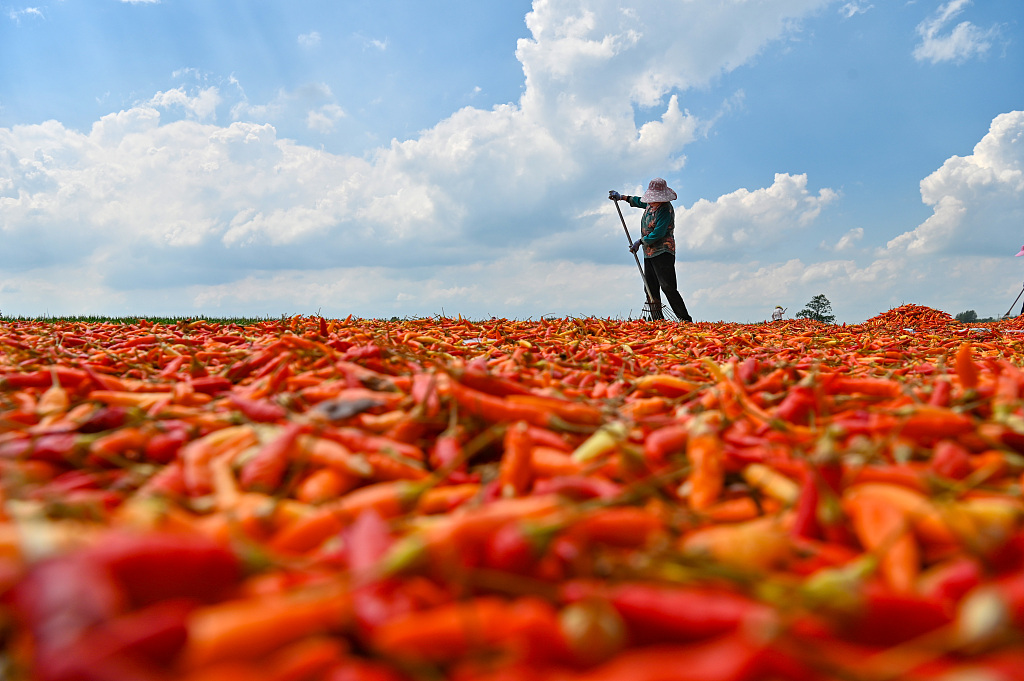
567, 632, 765, 681
736, 357, 759, 385
928, 378, 952, 407
157, 354, 187, 379
190, 375, 234, 396
8, 557, 126, 655
0, 435, 34, 460
531, 475, 622, 501
143, 423, 191, 465
32, 469, 105, 495
347, 509, 394, 576
1, 367, 91, 391
839, 583, 952, 646
210, 334, 247, 346
34, 599, 193, 681
267, 360, 293, 395
86, 532, 241, 608
83, 366, 131, 392
324, 658, 408, 681
775, 385, 816, 425
229, 394, 288, 423
347, 509, 416, 636
239, 422, 310, 493
563, 582, 772, 645
643, 424, 688, 464
790, 465, 822, 540
27, 432, 82, 464
460, 359, 534, 397
78, 405, 130, 433
224, 349, 277, 381
918, 556, 983, 611
929, 439, 973, 480
137, 460, 187, 497
429, 429, 464, 472
482, 521, 547, 575
87, 426, 149, 465
322, 427, 424, 463
524, 425, 572, 451
411, 372, 442, 419
110, 334, 159, 350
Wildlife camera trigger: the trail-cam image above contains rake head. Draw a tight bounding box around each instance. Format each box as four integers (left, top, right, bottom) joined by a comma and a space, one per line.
642, 299, 681, 322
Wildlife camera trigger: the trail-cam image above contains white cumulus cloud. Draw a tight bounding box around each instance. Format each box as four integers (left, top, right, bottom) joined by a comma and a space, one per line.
298, 31, 321, 48
306, 104, 345, 133
886, 110, 1024, 256
839, 2, 873, 19
676, 174, 839, 257
146, 87, 221, 121
913, 0, 1000, 64
8, 7, 43, 23
830, 227, 865, 252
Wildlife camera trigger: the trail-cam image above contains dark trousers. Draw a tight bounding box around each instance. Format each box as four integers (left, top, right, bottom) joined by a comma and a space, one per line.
643, 253, 692, 321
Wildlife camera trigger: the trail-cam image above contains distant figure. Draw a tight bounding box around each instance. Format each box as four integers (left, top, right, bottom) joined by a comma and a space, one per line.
772, 305, 786, 321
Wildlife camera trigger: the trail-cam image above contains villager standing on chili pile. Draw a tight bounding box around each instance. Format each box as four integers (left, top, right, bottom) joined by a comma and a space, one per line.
610, 178, 693, 322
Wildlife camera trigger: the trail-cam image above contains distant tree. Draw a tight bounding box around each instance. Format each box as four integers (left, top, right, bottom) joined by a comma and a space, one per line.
795, 294, 836, 324
955, 310, 978, 323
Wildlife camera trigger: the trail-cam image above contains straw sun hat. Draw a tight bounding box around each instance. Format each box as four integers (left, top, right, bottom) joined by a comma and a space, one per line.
641, 178, 677, 203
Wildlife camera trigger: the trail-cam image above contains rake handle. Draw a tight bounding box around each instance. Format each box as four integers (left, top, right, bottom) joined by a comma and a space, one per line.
612, 198, 659, 310
1004, 282, 1024, 318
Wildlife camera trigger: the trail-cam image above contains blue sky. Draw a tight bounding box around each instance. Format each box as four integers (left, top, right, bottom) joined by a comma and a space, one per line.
1, 0, 1022, 322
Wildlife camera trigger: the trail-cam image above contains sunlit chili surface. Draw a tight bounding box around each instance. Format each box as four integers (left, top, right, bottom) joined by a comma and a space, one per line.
2, 305, 1024, 680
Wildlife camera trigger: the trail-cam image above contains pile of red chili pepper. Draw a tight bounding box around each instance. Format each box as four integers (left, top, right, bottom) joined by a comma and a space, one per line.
2, 304, 1024, 680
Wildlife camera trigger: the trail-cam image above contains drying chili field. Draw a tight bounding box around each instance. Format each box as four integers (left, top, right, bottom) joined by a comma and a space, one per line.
3, 305, 1024, 681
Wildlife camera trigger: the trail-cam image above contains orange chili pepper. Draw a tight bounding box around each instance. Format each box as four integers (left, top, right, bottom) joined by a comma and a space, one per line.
684, 424, 724, 511
955, 341, 980, 391
370, 596, 561, 665
531, 446, 586, 478
447, 379, 556, 429
295, 467, 359, 505
681, 514, 794, 572
567, 506, 666, 548
271, 480, 426, 554
415, 483, 481, 515
498, 421, 533, 497
505, 394, 604, 426
181, 426, 261, 496
844, 494, 920, 592
899, 406, 974, 441
181, 583, 351, 669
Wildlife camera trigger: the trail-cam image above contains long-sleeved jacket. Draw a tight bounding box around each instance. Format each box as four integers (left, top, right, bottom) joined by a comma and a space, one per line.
625, 196, 675, 258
